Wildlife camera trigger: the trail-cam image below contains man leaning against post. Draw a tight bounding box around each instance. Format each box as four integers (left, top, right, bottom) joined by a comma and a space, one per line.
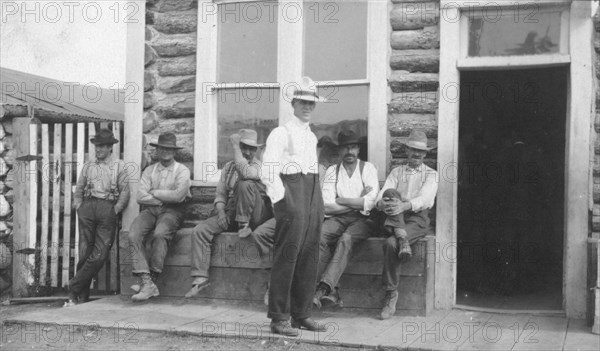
312, 130, 379, 309
375, 129, 438, 320
128, 132, 191, 302
66, 129, 130, 307
261, 76, 327, 336
184, 129, 275, 298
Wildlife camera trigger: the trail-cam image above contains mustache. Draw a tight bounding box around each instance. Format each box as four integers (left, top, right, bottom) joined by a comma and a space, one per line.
343, 153, 357, 158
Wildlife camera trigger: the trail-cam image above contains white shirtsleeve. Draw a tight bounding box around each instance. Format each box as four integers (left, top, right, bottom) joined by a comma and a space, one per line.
361, 162, 380, 214
260, 127, 286, 204
321, 165, 338, 207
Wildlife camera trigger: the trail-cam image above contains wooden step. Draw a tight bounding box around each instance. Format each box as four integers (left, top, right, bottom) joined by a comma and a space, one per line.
119, 230, 435, 315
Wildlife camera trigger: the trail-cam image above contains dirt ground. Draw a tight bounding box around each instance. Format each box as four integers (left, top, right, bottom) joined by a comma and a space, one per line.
0, 299, 385, 351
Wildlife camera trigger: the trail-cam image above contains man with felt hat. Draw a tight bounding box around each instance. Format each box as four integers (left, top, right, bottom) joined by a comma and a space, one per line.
375, 129, 438, 319
312, 129, 380, 310
66, 128, 130, 307
184, 129, 275, 298
128, 132, 191, 302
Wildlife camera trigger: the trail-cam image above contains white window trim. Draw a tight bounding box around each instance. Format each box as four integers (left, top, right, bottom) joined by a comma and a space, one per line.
436, 0, 592, 318
193, 0, 388, 186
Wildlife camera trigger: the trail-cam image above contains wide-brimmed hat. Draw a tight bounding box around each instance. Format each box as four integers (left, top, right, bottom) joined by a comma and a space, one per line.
402, 130, 434, 151
150, 132, 183, 149
238, 129, 263, 148
337, 130, 362, 147
90, 129, 119, 145
317, 135, 336, 148
291, 76, 327, 103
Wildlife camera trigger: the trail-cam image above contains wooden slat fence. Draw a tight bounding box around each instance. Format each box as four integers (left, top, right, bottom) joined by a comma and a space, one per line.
33, 122, 124, 293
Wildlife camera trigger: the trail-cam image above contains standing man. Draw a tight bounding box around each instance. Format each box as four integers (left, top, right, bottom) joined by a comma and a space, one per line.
313, 130, 379, 309
128, 132, 191, 302
261, 76, 326, 336
66, 129, 130, 307
185, 129, 274, 298
376, 129, 438, 320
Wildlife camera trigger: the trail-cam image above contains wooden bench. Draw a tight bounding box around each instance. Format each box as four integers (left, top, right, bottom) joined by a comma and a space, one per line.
120, 228, 435, 316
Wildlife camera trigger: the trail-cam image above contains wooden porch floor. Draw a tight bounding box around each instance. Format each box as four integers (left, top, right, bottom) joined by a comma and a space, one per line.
3, 295, 599, 350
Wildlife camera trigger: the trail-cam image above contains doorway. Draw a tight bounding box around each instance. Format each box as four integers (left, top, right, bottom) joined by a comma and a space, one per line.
456, 67, 567, 311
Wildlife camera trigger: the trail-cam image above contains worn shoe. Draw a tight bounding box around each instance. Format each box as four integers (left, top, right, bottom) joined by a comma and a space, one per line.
238, 224, 252, 238
131, 275, 159, 302
130, 284, 141, 293
63, 292, 78, 308
184, 279, 210, 298
270, 320, 299, 336
398, 240, 412, 261
380, 290, 399, 320
312, 286, 328, 309
291, 318, 327, 332
321, 287, 343, 308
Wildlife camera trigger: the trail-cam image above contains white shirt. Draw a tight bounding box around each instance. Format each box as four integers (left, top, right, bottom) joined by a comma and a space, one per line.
322, 161, 380, 215
376, 164, 438, 212
261, 118, 319, 204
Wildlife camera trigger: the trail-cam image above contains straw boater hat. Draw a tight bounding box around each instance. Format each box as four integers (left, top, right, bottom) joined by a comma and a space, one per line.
291, 76, 327, 103
150, 132, 183, 149
90, 129, 119, 145
238, 129, 263, 148
402, 130, 435, 151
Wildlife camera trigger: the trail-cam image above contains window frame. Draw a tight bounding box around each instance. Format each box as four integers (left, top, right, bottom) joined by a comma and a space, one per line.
193, 0, 388, 185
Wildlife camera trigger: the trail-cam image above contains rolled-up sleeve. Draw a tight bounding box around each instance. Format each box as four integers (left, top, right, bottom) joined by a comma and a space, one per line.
321, 165, 337, 207
261, 128, 286, 204
409, 169, 438, 212
376, 167, 400, 209
362, 162, 380, 214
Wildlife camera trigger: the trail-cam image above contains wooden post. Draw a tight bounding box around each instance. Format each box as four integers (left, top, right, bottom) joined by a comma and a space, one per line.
11, 117, 34, 297
62, 124, 73, 285
40, 124, 50, 285
50, 125, 62, 287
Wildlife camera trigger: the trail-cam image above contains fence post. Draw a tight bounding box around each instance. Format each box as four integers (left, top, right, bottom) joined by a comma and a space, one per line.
11, 117, 35, 297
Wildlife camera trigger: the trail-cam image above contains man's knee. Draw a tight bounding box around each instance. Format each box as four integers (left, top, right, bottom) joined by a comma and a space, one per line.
384, 236, 398, 250
153, 227, 174, 241
339, 233, 353, 246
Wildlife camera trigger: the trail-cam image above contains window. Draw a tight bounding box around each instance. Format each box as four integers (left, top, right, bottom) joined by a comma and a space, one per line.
195, 0, 387, 183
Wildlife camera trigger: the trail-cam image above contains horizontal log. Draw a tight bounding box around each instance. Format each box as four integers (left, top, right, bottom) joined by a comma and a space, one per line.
390, 49, 439, 72
154, 92, 196, 119
389, 91, 438, 114
153, 10, 197, 34
391, 2, 439, 31
150, 33, 197, 58
389, 72, 439, 93
157, 55, 196, 77
594, 183, 600, 203
593, 216, 600, 232
391, 27, 439, 50
144, 71, 156, 92
0, 105, 29, 119
388, 113, 437, 138
191, 186, 217, 203
157, 75, 196, 94
595, 113, 600, 134
153, 0, 196, 12
145, 44, 157, 67
595, 155, 600, 177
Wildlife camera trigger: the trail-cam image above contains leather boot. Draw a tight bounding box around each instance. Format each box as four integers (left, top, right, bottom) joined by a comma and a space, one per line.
131, 273, 159, 302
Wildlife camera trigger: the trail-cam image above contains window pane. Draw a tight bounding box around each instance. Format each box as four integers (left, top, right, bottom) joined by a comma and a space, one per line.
304, 1, 367, 81
217, 88, 279, 167
311, 85, 369, 160
468, 8, 563, 57
218, 2, 278, 82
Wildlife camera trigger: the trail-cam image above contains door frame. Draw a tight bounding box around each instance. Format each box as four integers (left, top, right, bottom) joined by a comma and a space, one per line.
435, 0, 594, 318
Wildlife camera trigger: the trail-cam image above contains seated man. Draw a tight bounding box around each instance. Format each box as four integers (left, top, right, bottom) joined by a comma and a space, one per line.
376, 129, 438, 320
313, 130, 379, 309
185, 129, 274, 298
128, 132, 191, 302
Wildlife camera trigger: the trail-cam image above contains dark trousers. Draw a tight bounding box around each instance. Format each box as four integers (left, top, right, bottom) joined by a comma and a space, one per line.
268, 173, 324, 321
69, 198, 117, 295
191, 180, 273, 277
382, 210, 430, 291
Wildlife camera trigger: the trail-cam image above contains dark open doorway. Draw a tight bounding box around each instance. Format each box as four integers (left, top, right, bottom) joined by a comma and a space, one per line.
456, 67, 567, 311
